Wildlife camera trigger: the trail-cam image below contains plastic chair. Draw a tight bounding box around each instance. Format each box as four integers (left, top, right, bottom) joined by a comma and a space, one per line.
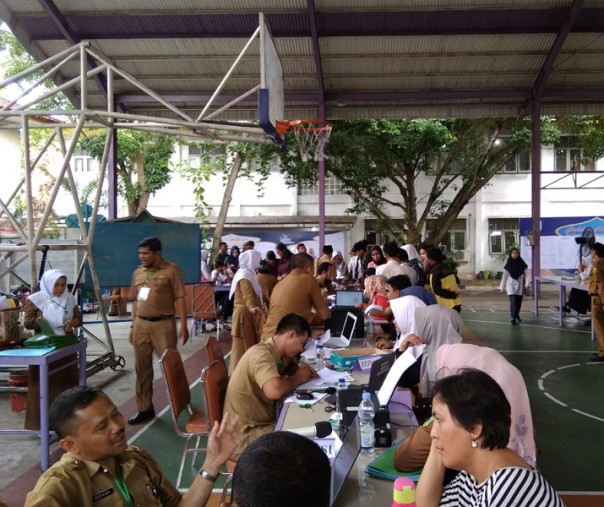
191, 284, 221, 340
159, 348, 210, 490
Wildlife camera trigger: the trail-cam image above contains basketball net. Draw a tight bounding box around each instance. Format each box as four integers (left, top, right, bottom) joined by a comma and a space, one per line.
276, 120, 332, 162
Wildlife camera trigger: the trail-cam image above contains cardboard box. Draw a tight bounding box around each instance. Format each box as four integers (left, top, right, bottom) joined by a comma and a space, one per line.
329, 347, 386, 370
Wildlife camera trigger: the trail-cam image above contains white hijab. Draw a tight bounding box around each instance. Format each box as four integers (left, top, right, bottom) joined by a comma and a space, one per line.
415, 304, 463, 396
229, 250, 263, 301
403, 244, 421, 262
390, 295, 426, 349
28, 269, 76, 335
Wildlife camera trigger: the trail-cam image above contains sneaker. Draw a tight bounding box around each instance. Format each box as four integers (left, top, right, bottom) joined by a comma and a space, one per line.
515, 316, 522, 322
511, 319, 518, 325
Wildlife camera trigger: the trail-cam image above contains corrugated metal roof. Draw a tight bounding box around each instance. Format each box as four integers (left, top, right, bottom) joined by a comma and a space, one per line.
1, 0, 603, 128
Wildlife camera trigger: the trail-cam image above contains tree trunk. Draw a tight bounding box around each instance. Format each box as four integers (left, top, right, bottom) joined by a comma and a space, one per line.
211, 152, 244, 254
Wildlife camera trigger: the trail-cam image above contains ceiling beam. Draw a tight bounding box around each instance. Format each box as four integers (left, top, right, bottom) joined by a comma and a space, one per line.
18, 8, 604, 41
37, 0, 111, 107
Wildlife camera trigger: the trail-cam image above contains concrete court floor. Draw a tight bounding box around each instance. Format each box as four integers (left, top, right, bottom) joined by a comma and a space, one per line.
0, 285, 594, 506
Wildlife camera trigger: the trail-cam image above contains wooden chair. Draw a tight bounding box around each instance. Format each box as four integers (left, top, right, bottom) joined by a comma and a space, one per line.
97, 287, 130, 318
159, 348, 210, 490
191, 284, 221, 340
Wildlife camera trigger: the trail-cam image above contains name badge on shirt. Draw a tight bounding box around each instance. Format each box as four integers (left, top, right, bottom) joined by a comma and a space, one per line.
138, 287, 150, 301
92, 488, 114, 502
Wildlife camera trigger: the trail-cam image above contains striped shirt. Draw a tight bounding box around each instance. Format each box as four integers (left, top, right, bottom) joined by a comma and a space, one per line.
440, 467, 565, 507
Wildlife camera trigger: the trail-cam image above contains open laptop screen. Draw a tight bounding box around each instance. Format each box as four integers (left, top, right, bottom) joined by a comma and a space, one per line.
330, 415, 361, 506
335, 290, 363, 308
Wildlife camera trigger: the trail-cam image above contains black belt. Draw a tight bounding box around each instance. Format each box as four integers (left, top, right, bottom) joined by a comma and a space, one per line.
137, 315, 174, 322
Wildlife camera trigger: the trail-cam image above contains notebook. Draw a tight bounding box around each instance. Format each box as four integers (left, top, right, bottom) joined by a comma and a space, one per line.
321, 312, 357, 348
334, 290, 363, 309
330, 414, 361, 506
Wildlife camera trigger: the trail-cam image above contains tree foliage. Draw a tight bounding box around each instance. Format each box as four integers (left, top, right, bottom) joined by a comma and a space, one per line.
79, 130, 174, 215
276, 118, 560, 245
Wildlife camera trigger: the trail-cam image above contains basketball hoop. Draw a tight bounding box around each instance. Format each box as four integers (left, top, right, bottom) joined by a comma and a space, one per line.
276, 120, 333, 162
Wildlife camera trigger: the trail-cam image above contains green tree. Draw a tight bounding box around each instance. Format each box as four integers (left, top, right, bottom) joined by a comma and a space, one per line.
276, 118, 560, 246
79, 129, 174, 215
563, 115, 604, 162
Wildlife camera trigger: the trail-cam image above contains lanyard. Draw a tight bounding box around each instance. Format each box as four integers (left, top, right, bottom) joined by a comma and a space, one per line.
114, 459, 134, 507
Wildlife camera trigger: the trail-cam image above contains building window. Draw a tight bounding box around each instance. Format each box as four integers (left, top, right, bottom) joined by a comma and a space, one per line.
426, 218, 466, 253
555, 136, 594, 172
72, 155, 95, 172
298, 176, 345, 196
489, 218, 519, 255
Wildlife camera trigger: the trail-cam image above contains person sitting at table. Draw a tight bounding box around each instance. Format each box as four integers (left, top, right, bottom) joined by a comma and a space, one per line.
394, 343, 537, 474
415, 369, 563, 507
25, 385, 243, 507
23, 269, 81, 431
232, 431, 331, 507
229, 249, 265, 374
332, 250, 349, 282
315, 261, 337, 296
398, 274, 438, 306
261, 253, 329, 341
275, 242, 293, 279
223, 313, 318, 457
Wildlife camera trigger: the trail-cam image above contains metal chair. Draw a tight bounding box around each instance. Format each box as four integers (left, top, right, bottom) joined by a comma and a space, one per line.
191, 283, 221, 340
159, 348, 210, 489
97, 287, 130, 318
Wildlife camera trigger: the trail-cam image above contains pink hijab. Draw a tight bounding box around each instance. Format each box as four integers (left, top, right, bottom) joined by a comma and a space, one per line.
364, 274, 387, 303
436, 343, 537, 468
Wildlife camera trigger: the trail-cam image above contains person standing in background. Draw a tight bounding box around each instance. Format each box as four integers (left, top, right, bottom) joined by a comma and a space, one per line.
588, 242, 604, 362
229, 249, 264, 374
128, 236, 188, 425
500, 247, 529, 325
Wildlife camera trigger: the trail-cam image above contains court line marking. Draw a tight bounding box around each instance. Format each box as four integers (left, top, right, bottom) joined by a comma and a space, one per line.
538, 361, 604, 423
463, 318, 591, 334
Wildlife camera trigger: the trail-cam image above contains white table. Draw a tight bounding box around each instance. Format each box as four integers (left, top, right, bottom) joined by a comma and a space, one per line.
536, 276, 593, 340
0, 340, 87, 470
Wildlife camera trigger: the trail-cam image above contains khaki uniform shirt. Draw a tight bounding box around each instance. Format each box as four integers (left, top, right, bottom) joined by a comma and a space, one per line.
260, 269, 327, 341
223, 340, 285, 454
592, 257, 604, 304
25, 446, 181, 507
130, 260, 186, 317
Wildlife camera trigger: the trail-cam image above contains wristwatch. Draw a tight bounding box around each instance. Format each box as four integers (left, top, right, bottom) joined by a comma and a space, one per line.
198, 468, 219, 483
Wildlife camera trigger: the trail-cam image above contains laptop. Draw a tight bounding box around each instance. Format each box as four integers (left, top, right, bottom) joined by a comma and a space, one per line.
321, 312, 357, 348
330, 414, 361, 506
334, 290, 363, 309
338, 352, 396, 410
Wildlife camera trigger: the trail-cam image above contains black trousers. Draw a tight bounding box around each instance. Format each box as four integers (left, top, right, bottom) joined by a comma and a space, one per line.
509, 294, 523, 319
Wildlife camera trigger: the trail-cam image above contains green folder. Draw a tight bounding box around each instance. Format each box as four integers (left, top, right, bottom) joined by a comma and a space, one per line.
366, 443, 422, 482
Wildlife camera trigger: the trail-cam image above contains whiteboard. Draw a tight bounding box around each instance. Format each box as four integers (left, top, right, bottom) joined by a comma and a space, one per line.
521, 235, 602, 270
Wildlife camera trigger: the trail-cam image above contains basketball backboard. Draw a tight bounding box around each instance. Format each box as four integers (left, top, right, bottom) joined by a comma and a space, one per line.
259, 13, 285, 143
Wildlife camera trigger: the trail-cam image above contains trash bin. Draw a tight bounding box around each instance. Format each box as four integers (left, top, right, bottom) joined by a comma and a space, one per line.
8, 370, 28, 412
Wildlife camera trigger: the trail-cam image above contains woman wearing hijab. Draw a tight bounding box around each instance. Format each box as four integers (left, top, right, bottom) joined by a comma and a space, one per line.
403, 243, 427, 286
332, 250, 348, 282
394, 343, 537, 473
226, 245, 240, 274
500, 247, 529, 325
229, 250, 264, 374
395, 304, 463, 395
23, 269, 81, 429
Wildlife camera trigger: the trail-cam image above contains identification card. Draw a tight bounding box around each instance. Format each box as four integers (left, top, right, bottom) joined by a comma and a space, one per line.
138, 287, 150, 301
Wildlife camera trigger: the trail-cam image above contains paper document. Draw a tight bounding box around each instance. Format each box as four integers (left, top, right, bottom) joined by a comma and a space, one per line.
284, 392, 328, 406
364, 304, 383, 315
377, 344, 425, 406
296, 367, 354, 390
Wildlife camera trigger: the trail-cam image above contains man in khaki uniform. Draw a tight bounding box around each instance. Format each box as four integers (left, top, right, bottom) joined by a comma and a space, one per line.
589, 242, 604, 362
223, 313, 318, 456
25, 386, 241, 507
261, 252, 329, 341
129, 236, 189, 424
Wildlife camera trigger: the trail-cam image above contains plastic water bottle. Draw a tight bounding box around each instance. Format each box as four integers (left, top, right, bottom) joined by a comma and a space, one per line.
315, 343, 324, 370
359, 391, 375, 455
392, 477, 416, 507
365, 318, 375, 347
